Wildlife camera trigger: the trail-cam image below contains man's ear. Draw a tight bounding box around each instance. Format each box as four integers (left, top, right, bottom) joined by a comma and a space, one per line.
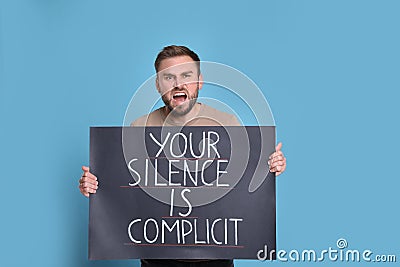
155, 76, 161, 94
198, 73, 204, 90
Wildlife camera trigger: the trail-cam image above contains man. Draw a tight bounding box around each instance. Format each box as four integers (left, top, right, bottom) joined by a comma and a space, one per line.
79, 45, 287, 266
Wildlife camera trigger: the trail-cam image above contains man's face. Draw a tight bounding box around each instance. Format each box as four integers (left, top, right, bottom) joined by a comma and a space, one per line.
156, 55, 203, 115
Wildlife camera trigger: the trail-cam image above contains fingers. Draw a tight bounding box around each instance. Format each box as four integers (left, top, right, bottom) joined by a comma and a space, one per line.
269, 142, 284, 162
268, 150, 284, 162
269, 156, 286, 173
80, 179, 98, 191
79, 166, 99, 197
268, 154, 284, 163
268, 143, 286, 176
79, 178, 98, 196
268, 156, 286, 169
81, 169, 97, 180
268, 157, 286, 169
275, 142, 282, 152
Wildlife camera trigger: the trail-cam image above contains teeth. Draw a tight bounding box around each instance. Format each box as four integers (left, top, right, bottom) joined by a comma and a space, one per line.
174, 92, 186, 97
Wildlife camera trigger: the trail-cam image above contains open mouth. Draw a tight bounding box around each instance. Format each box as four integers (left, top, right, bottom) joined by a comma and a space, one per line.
172, 92, 188, 102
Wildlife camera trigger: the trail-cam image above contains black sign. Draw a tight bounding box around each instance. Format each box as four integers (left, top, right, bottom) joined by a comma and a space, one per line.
89, 126, 276, 260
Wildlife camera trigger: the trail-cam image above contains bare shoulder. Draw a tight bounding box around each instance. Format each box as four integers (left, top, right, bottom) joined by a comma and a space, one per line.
130, 108, 164, 126
199, 104, 241, 126
130, 114, 147, 126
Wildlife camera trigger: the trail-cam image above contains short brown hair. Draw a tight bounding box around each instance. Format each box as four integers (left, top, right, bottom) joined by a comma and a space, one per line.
154, 45, 201, 74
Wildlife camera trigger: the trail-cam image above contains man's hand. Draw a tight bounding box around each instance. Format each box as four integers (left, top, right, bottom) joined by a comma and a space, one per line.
78, 166, 98, 197
268, 142, 286, 176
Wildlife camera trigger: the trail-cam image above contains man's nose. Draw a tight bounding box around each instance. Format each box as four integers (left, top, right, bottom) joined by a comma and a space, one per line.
172, 78, 186, 89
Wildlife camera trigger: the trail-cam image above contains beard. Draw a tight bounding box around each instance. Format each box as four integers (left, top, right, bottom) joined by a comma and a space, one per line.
161, 85, 199, 116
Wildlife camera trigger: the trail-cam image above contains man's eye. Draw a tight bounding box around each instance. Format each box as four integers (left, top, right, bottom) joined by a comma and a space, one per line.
183, 74, 191, 78
165, 76, 172, 80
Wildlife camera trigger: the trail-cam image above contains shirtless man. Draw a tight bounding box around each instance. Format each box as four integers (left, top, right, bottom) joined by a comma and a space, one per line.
79, 45, 287, 267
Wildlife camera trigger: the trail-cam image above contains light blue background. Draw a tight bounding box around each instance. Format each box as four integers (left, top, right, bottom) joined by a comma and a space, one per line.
1, 0, 399, 266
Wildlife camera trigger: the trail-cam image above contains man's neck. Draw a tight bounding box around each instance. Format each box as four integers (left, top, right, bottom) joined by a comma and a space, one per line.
163, 103, 201, 125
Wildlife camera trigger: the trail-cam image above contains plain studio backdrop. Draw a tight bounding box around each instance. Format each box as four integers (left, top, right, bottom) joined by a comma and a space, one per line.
0, 1, 399, 266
